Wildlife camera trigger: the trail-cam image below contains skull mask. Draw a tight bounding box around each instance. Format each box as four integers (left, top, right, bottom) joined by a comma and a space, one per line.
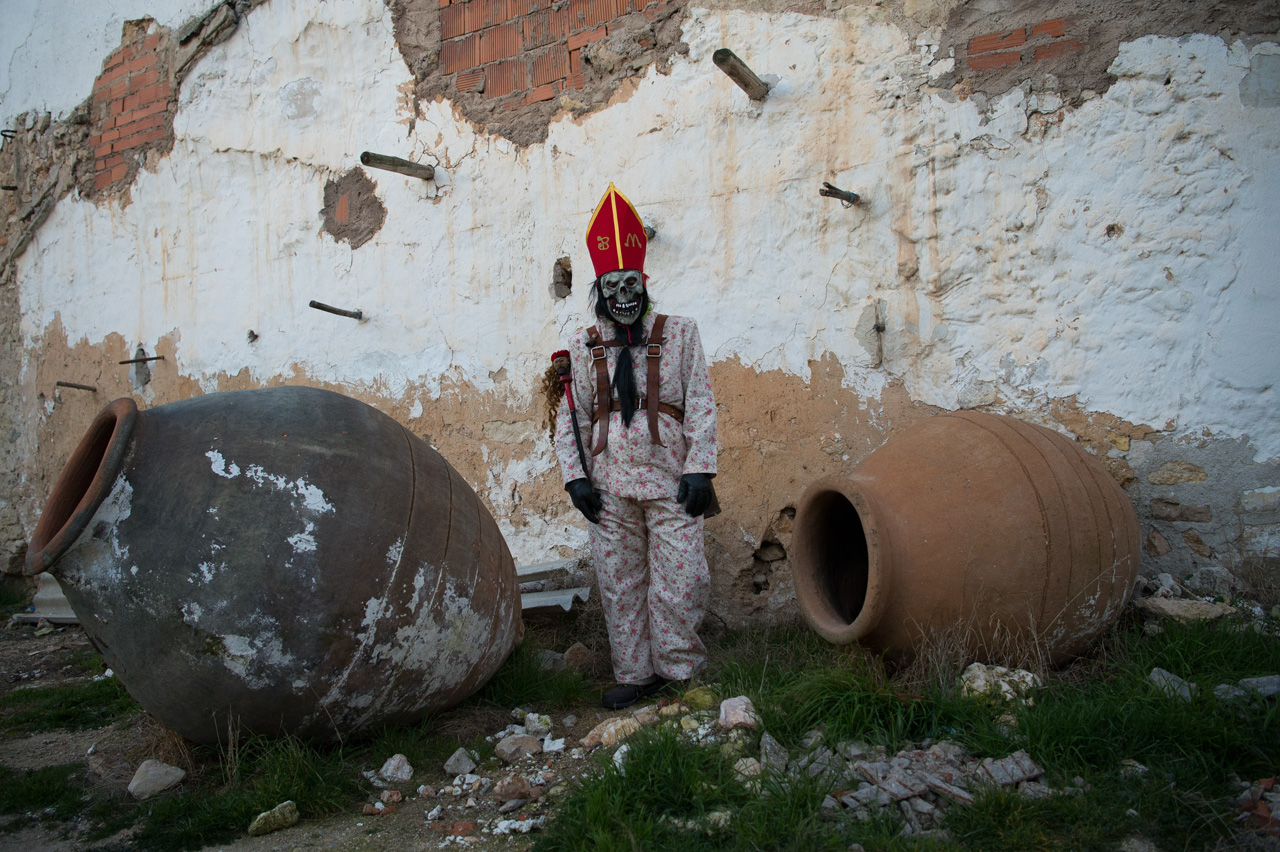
599, 270, 646, 327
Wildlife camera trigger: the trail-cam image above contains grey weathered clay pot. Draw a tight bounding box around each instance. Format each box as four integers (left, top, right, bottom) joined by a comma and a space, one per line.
26, 386, 523, 744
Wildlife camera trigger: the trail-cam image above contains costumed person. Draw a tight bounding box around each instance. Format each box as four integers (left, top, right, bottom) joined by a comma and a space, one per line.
548, 183, 719, 710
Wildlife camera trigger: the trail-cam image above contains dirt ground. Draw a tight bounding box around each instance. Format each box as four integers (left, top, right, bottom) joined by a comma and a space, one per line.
0, 617, 627, 852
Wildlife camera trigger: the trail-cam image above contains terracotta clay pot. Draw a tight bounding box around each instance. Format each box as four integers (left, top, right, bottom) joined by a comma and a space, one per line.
791, 411, 1139, 665
26, 387, 523, 744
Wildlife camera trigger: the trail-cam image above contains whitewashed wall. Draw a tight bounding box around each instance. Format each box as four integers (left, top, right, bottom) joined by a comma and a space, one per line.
4, 0, 1279, 581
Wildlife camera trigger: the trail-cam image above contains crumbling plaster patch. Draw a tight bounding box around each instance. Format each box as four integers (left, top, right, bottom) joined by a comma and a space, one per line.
5, 0, 1280, 621
0, 0, 212, 129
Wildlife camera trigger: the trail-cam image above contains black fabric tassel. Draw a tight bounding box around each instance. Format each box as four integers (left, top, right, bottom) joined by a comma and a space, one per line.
610, 319, 644, 427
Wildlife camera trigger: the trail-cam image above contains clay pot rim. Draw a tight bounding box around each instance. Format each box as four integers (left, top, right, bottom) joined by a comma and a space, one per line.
25, 397, 138, 576
791, 473, 889, 645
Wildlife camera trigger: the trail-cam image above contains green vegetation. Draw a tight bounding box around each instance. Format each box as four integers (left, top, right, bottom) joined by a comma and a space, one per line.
535, 617, 1280, 852
469, 635, 589, 710
0, 617, 1274, 851
131, 735, 358, 851
0, 676, 137, 734
0, 631, 591, 849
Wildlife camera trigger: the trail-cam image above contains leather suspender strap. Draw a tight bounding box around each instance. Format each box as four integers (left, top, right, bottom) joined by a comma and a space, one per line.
586, 327, 611, 456
593, 398, 684, 424
646, 314, 668, 446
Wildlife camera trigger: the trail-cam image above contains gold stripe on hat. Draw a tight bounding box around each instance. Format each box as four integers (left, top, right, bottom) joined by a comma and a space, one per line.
609, 186, 623, 270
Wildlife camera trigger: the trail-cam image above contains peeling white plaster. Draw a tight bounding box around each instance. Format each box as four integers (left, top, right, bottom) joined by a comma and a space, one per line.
287, 520, 317, 553
216, 630, 295, 690
206, 450, 240, 479
0, 0, 210, 127
386, 536, 405, 567
13, 3, 1279, 461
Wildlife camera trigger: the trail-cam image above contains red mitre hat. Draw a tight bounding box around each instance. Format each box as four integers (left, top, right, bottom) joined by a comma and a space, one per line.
586, 183, 646, 278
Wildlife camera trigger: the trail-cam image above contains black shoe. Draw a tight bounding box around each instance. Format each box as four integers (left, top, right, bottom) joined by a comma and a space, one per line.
602, 677, 672, 710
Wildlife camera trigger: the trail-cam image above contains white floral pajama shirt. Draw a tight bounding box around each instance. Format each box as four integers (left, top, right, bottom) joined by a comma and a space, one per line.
555, 312, 717, 684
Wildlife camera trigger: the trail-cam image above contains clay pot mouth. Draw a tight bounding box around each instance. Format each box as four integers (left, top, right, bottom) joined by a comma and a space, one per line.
792, 475, 887, 644
26, 398, 138, 576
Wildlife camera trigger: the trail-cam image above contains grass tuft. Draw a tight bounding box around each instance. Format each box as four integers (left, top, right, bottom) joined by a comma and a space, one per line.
132, 734, 359, 851
0, 676, 138, 733
470, 637, 588, 710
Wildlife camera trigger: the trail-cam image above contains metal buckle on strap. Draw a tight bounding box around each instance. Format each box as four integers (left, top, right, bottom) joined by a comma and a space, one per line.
646, 343, 662, 358
590, 345, 607, 361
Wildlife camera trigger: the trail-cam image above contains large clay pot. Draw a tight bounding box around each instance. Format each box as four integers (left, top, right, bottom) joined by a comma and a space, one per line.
26, 386, 523, 744
792, 411, 1139, 665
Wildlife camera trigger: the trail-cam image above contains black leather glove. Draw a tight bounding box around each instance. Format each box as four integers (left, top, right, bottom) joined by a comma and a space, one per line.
676, 473, 713, 518
565, 478, 603, 525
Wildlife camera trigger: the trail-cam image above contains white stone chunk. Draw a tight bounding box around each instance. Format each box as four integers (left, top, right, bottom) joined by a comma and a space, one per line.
128, 759, 186, 800
443, 747, 478, 775
718, 695, 761, 730
378, 753, 413, 783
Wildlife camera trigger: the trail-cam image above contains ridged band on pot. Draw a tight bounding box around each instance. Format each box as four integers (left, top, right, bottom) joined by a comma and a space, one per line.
792, 411, 1140, 665
26, 386, 524, 744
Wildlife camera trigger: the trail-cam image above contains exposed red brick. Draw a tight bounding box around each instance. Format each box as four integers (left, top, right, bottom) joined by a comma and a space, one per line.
532, 45, 570, 85
522, 12, 550, 48
568, 0, 614, 30
94, 79, 127, 101
567, 24, 607, 50
94, 143, 113, 159
127, 67, 160, 93
969, 50, 1022, 71
569, 48, 582, 74
642, 1, 672, 20
968, 29, 1025, 55
441, 4, 469, 38
1034, 39, 1083, 61
524, 83, 558, 104
94, 172, 116, 191
479, 21, 522, 64
96, 64, 128, 88
523, 7, 571, 48
457, 69, 486, 92
550, 8, 571, 42
441, 35, 481, 73
124, 53, 158, 74
98, 154, 124, 170
110, 164, 128, 182
120, 127, 168, 148
108, 99, 126, 116
482, 0, 513, 27
484, 59, 526, 97
115, 111, 166, 139
563, 72, 585, 89
440, 0, 451, 8
141, 33, 161, 51
335, 193, 350, 224
1031, 18, 1071, 38
103, 46, 132, 71
126, 99, 169, 122
101, 128, 122, 143
465, 1, 486, 33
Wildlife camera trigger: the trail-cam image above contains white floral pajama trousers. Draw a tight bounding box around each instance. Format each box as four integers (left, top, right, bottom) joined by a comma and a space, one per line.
589, 491, 710, 685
